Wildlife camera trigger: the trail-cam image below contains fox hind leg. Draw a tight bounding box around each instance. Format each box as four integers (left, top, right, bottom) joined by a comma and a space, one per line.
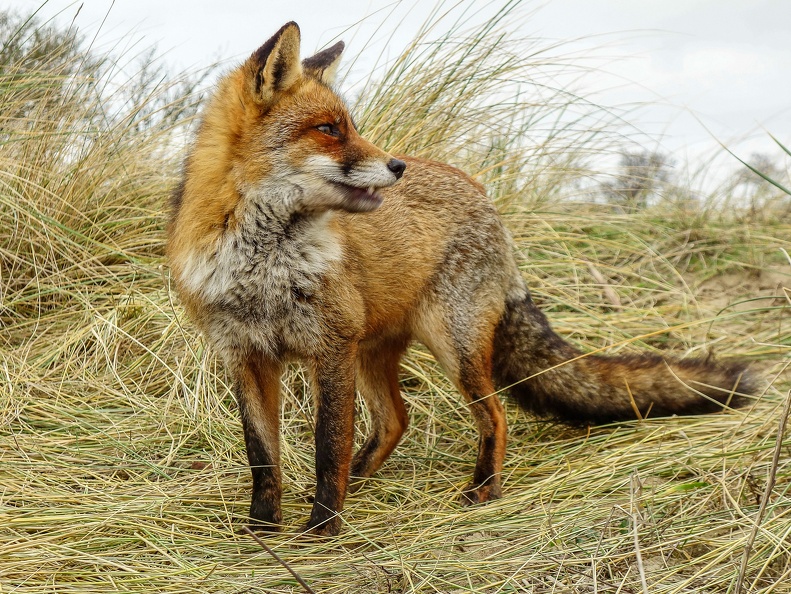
350, 337, 410, 488
417, 313, 507, 505
455, 349, 506, 505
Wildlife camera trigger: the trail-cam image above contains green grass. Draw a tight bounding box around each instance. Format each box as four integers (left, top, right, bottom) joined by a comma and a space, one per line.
1, 4, 789, 593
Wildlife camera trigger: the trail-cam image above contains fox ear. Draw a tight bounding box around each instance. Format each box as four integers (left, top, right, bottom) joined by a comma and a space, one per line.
302, 41, 345, 85
246, 22, 302, 105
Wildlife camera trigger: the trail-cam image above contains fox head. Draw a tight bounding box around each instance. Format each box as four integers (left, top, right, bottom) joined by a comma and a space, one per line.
201, 22, 405, 214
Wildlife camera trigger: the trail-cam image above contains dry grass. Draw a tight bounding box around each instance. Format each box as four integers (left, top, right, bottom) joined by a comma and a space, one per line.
1, 4, 790, 593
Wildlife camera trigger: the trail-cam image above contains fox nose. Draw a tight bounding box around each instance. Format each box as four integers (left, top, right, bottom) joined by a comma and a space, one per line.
387, 158, 406, 179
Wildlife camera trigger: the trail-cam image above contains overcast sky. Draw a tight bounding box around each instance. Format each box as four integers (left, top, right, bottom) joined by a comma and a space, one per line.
3, 0, 790, 181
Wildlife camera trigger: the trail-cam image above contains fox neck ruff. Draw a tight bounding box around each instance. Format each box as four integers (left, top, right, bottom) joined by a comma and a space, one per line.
181, 182, 344, 361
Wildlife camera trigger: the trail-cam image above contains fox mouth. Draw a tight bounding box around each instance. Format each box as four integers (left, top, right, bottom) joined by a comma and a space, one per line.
331, 182, 384, 211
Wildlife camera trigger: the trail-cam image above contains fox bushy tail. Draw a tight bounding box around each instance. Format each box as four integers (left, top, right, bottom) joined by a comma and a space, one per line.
492, 291, 754, 423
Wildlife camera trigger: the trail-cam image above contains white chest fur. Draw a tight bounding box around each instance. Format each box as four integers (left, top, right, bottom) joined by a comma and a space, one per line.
178, 188, 343, 359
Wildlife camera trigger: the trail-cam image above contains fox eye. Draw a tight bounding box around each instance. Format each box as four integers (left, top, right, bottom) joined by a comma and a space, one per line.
317, 124, 340, 137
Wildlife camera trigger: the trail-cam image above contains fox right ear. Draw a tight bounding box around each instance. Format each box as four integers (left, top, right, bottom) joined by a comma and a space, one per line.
245, 22, 302, 105
302, 41, 345, 85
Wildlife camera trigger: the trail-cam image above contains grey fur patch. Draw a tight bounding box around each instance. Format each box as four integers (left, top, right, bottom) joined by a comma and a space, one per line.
190, 184, 343, 362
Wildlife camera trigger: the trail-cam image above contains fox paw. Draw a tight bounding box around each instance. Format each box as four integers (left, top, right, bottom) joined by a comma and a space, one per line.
302, 518, 342, 538
460, 482, 502, 506
303, 502, 343, 537
248, 501, 282, 533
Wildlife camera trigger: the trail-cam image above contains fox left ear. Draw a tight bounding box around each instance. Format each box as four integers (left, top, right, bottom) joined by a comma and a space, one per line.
246, 22, 303, 105
302, 41, 345, 85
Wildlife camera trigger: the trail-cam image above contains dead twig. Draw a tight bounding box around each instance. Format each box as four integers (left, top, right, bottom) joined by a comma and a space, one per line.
243, 527, 317, 594
630, 472, 649, 594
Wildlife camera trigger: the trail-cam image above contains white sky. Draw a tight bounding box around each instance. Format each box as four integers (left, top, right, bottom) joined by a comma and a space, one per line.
3, 0, 790, 183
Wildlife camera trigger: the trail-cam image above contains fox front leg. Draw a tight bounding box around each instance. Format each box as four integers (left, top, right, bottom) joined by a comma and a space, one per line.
235, 355, 284, 531
305, 347, 358, 536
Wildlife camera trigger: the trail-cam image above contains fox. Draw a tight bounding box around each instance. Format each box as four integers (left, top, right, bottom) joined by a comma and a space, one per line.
167, 22, 754, 536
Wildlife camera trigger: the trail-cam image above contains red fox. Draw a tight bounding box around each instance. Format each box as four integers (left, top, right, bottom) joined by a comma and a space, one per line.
167, 22, 754, 536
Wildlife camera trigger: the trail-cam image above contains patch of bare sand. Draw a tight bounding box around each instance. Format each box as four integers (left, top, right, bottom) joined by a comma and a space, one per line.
694, 265, 790, 313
